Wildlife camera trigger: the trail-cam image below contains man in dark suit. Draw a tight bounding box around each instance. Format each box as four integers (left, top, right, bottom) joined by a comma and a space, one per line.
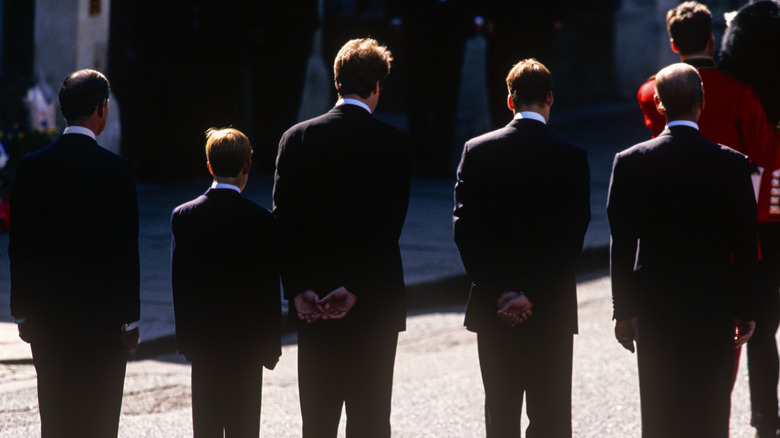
9, 69, 140, 438
273, 38, 412, 438
453, 59, 590, 437
171, 127, 281, 437
608, 63, 757, 438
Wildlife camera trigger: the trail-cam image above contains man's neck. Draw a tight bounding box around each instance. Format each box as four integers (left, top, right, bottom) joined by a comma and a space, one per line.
212, 179, 243, 193
340, 92, 378, 113
514, 104, 550, 123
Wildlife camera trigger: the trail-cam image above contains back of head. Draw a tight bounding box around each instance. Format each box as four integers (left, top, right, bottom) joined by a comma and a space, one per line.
655, 63, 704, 120
334, 38, 393, 98
505, 59, 552, 109
59, 69, 110, 123
205, 128, 253, 178
666, 1, 712, 55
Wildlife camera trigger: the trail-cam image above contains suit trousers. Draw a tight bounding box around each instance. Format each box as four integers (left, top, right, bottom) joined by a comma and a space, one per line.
297, 322, 399, 438
637, 319, 734, 438
749, 223, 780, 432
477, 326, 573, 438
31, 336, 127, 438
191, 353, 263, 438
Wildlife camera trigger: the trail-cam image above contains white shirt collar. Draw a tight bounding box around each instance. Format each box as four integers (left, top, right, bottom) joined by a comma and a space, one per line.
666, 120, 700, 130
63, 125, 97, 140
211, 182, 241, 193
513, 111, 546, 124
337, 98, 372, 114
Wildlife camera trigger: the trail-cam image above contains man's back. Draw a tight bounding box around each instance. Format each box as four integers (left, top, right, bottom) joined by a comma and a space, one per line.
273, 103, 412, 330
9, 133, 140, 334
608, 126, 757, 323
454, 118, 590, 333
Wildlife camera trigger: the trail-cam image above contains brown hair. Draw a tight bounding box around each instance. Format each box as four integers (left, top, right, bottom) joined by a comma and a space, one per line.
666, 2, 712, 55
205, 128, 252, 178
505, 59, 552, 109
59, 69, 110, 123
334, 38, 393, 98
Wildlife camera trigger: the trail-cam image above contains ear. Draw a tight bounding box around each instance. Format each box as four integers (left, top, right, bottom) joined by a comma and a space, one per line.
506, 94, 514, 111
653, 93, 665, 115
373, 81, 381, 96
670, 39, 680, 54
546, 91, 553, 107
97, 99, 105, 118
242, 159, 252, 175
207, 161, 215, 176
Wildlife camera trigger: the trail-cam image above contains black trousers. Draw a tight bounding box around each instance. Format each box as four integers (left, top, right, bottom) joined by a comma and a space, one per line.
749, 223, 780, 433
477, 326, 573, 438
636, 319, 734, 438
191, 353, 263, 438
297, 322, 399, 438
31, 337, 127, 438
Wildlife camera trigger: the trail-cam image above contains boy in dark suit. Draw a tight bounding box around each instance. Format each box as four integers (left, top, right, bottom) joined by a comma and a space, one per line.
171, 128, 281, 437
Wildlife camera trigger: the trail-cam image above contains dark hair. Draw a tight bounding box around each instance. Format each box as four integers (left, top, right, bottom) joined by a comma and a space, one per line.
205, 128, 253, 178
334, 38, 393, 98
59, 69, 110, 123
505, 59, 552, 108
666, 2, 712, 55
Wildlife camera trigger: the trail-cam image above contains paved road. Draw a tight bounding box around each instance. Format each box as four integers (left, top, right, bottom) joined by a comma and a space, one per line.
0, 273, 770, 437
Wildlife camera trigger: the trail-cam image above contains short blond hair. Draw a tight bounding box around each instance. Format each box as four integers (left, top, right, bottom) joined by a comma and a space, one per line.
205, 128, 252, 178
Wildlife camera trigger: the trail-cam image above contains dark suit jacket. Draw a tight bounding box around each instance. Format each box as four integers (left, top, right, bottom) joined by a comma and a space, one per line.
9, 133, 140, 341
454, 117, 590, 334
171, 188, 281, 367
273, 103, 412, 332
608, 126, 757, 330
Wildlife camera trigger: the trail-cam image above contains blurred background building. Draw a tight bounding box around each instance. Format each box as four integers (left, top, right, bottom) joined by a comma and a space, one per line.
0, 0, 749, 181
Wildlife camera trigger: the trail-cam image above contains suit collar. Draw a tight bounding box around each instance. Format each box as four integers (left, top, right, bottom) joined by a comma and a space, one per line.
513, 111, 546, 124
336, 98, 372, 114
210, 182, 241, 193
63, 125, 97, 140
661, 124, 703, 138
205, 187, 241, 198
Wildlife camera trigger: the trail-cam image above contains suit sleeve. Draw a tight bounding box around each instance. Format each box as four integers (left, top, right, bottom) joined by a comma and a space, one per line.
607, 152, 641, 320
273, 129, 314, 300
453, 143, 512, 294
729, 155, 759, 321
110, 160, 141, 324
170, 210, 195, 357
9, 159, 34, 320
552, 148, 590, 268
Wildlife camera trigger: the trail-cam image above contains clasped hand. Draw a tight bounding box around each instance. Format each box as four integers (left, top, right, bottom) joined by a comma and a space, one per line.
294, 287, 357, 323
497, 291, 533, 327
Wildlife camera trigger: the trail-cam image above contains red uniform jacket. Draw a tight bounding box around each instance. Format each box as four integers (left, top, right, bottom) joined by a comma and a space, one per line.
638, 57, 780, 223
